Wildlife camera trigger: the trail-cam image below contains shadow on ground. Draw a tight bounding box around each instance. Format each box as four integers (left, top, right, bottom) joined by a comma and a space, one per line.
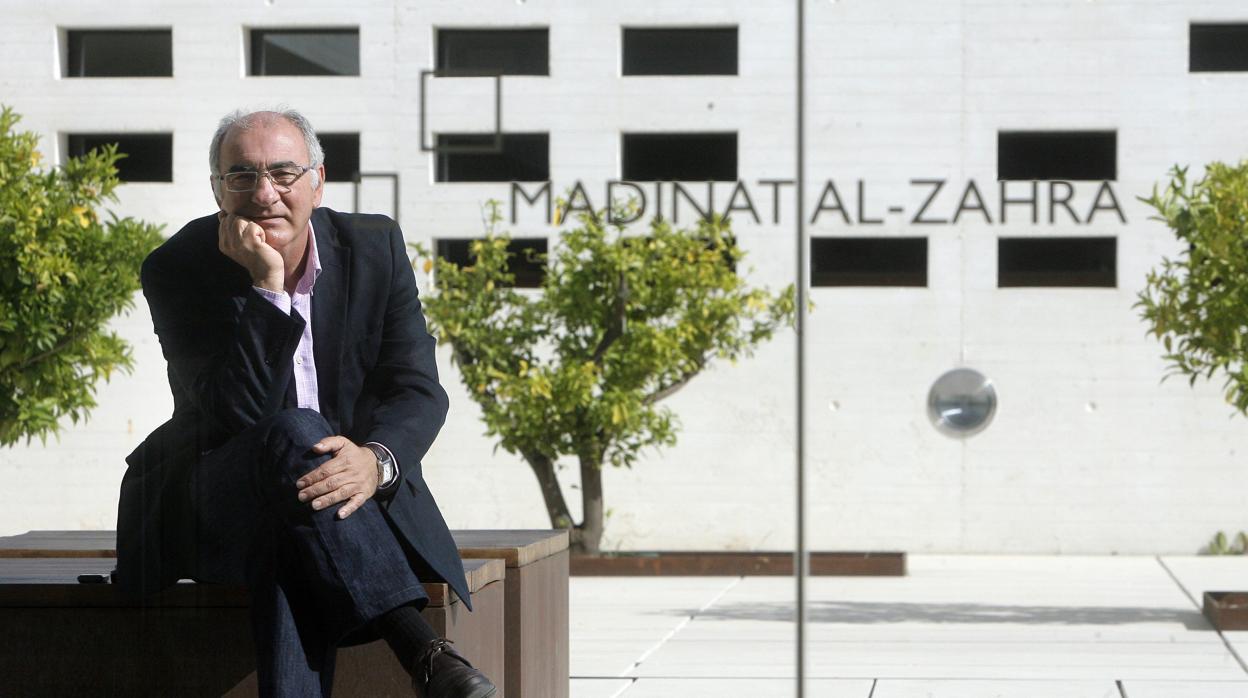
659, 601, 1210, 630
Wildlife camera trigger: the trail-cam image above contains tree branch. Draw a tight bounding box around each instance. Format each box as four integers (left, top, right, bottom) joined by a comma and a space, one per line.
0, 325, 85, 377
642, 354, 708, 406
589, 271, 628, 365
521, 448, 574, 530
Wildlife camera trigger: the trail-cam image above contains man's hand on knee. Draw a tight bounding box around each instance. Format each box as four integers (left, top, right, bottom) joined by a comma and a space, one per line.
296, 436, 380, 519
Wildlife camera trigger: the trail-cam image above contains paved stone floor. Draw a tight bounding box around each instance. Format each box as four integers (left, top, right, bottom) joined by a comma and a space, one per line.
568, 555, 1248, 697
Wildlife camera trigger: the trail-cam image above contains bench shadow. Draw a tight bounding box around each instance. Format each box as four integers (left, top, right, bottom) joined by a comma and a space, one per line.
661, 601, 1212, 630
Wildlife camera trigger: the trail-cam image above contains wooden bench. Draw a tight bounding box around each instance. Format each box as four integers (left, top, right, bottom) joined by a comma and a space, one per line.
0, 529, 570, 698
0, 556, 504, 697
453, 530, 569, 698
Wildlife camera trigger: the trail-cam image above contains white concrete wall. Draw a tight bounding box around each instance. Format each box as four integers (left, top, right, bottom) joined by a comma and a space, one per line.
2, 0, 1246, 554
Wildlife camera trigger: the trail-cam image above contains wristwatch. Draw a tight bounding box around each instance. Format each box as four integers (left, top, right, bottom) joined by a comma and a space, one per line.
364, 442, 397, 488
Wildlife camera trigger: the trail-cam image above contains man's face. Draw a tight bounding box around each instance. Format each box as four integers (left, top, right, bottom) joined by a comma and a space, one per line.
213, 116, 325, 257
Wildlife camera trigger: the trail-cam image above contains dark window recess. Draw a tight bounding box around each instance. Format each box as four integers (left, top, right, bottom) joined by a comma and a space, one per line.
998, 237, 1116, 288
436, 29, 549, 76
998, 131, 1116, 181
435, 133, 549, 182
1190, 24, 1248, 72
66, 133, 172, 182
250, 28, 359, 76
622, 27, 738, 75
622, 133, 737, 181
319, 133, 359, 182
436, 237, 547, 288
811, 237, 927, 287
65, 29, 172, 77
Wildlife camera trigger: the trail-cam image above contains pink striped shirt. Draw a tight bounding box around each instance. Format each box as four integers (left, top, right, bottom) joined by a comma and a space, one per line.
253, 223, 322, 411
253, 223, 399, 487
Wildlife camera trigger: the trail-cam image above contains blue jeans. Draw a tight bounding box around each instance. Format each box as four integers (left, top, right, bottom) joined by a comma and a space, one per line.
189, 408, 428, 697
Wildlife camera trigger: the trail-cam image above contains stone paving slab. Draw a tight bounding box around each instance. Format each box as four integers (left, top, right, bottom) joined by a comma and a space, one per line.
1226, 632, 1248, 667
870, 679, 1119, 697
629, 638, 1241, 680
571, 577, 739, 608
570, 678, 632, 698
674, 619, 1218, 642
1154, 557, 1248, 664
570, 576, 738, 677
570, 557, 1248, 690
620, 677, 872, 697
571, 640, 658, 677
1158, 556, 1248, 599
1121, 679, 1248, 698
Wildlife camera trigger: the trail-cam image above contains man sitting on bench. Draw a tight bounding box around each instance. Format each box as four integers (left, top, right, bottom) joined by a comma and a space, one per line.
115, 107, 496, 698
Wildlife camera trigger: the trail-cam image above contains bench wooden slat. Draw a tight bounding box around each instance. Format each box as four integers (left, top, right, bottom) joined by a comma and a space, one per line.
0, 529, 573, 566
0, 530, 116, 558
0, 557, 502, 609
453, 528, 569, 567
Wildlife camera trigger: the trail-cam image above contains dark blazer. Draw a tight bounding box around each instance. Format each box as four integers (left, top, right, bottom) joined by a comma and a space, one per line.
116, 207, 469, 608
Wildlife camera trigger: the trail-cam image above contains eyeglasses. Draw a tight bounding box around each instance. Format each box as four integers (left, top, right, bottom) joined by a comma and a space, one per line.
216, 165, 314, 193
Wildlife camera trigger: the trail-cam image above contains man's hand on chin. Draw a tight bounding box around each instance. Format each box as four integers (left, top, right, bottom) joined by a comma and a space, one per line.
218, 211, 284, 292
296, 436, 380, 520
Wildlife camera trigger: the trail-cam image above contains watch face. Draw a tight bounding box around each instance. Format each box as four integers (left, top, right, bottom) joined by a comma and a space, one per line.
368, 444, 395, 483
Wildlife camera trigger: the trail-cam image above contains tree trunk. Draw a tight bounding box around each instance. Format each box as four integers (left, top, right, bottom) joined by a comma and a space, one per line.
522, 449, 574, 530
575, 450, 605, 555
522, 447, 606, 555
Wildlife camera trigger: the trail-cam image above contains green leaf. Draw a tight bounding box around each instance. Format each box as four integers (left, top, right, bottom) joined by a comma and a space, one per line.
1138, 160, 1248, 417
0, 105, 163, 447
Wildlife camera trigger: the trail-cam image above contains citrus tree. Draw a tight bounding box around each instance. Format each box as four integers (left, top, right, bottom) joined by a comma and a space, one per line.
0, 106, 163, 446
1137, 162, 1248, 413
413, 203, 795, 553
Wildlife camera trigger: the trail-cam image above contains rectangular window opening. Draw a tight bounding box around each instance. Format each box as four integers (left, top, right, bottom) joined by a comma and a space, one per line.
436, 28, 549, 76
998, 131, 1116, 181
319, 133, 360, 183
811, 237, 927, 287
998, 237, 1116, 288
66, 133, 173, 183
622, 27, 738, 76
435, 237, 547, 288
435, 133, 549, 183
1190, 23, 1248, 72
622, 132, 737, 182
64, 29, 172, 77
249, 28, 359, 76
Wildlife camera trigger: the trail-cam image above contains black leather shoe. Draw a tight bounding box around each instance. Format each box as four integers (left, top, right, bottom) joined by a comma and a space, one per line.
412, 638, 497, 698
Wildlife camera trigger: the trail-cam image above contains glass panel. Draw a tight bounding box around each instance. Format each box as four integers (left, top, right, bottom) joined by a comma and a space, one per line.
810, 237, 927, 287
621, 132, 738, 181
436, 29, 549, 76
997, 237, 1116, 288
434, 133, 549, 182
319, 133, 360, 182
622, 27, 738, 75
65, 29, 172, 77
1190, 23, 1248, 72
66, 133, 173, 182
997, 131, 1117, 181
250, 28, 359, 76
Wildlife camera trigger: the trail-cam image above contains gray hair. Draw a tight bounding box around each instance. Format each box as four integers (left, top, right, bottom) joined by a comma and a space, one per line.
209, 107, 325, 192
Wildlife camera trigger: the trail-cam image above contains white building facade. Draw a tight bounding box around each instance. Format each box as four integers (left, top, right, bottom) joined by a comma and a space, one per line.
2, 0, 1247, 554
